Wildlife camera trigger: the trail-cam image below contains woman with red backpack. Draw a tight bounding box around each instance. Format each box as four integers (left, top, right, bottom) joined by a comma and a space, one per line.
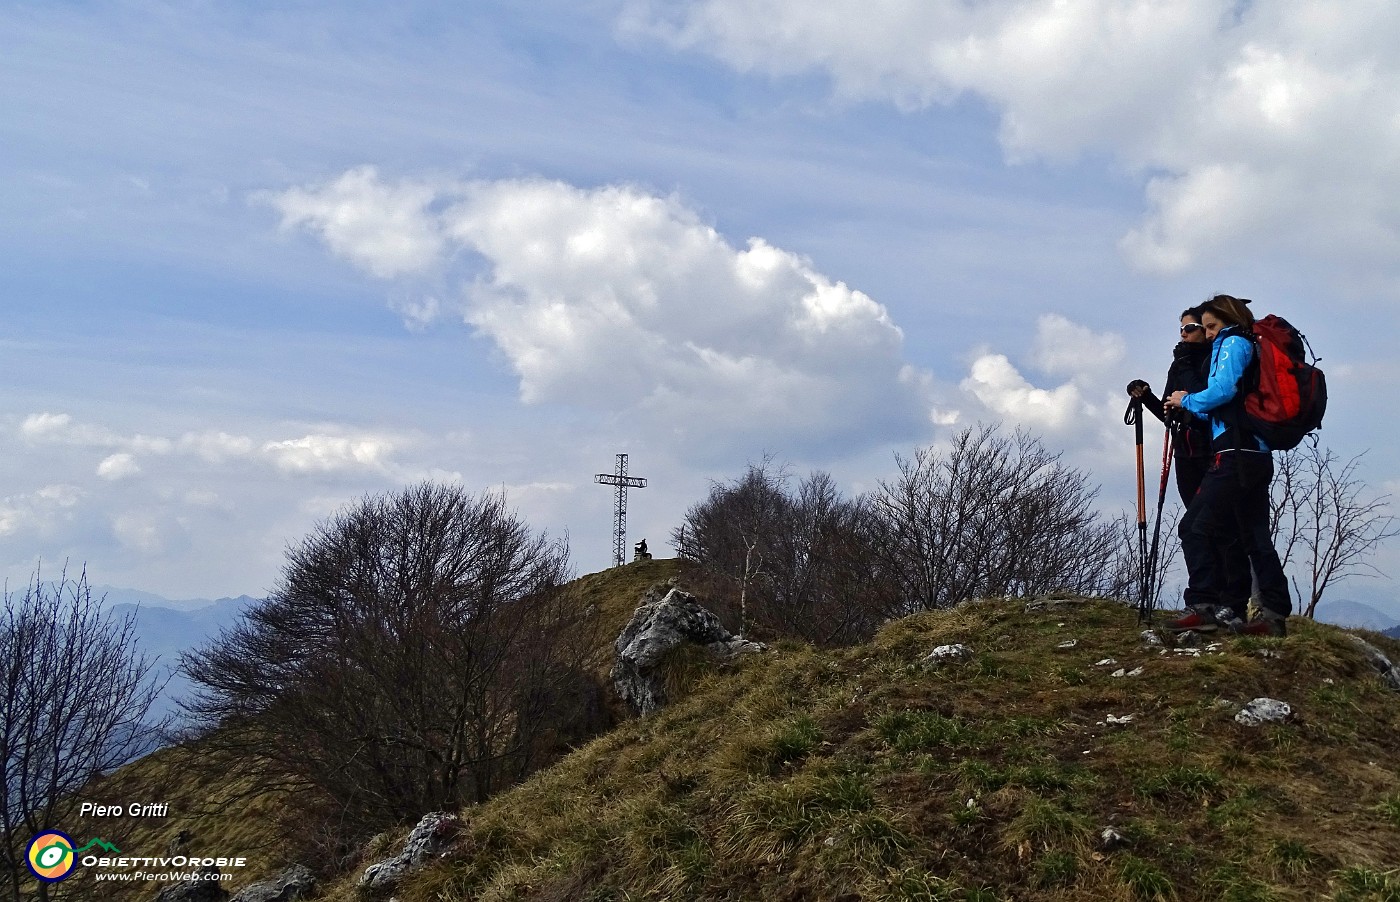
1163, 295, 1292, 637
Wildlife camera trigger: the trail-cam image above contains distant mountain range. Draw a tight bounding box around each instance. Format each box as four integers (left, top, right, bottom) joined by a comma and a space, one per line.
1312, 598, 1400, 633
93, 588, 263, 730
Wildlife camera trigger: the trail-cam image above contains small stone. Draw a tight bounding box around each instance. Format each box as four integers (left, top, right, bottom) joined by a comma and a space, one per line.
1056, 639, 1079, 649
1106, 714, 1136, 725
926, 644, 973, 664
1100, 827, 1128, 849
1234, 698, 1292, 726
1094, 658, 1117, 667
1140, 630, 1164, 647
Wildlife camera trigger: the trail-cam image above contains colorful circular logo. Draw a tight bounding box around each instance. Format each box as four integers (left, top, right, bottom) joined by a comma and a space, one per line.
26, 831, 77, 882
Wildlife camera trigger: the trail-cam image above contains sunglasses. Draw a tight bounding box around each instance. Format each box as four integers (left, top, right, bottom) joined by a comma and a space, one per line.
1180, 323, 1204, 333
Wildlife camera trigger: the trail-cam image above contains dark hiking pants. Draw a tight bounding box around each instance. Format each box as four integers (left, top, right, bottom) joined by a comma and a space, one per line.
1179, 450, 1291, 618
1174, 454, 1209, 506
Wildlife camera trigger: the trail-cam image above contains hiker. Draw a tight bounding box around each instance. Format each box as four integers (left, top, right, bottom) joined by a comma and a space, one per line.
633, 538, 649, 561
1163, 295, 1291, 636
1125, 306, 1213, 503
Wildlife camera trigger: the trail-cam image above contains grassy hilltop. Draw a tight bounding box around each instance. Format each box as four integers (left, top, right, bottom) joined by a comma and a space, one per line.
64, 561, 1400, 901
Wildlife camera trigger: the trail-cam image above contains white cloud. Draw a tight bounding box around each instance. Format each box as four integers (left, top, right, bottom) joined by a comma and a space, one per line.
1031, 313, 1126, 377
263, 165, 448, 278
952, 314, 1129, 434
21, 412, 74, 440
0, 485, 84, 538
261, 434, 398, 474
269, 173, 935, 458
97, 453, 141, 480
960, 353, 1084, 432
623, 0, 1400, 274
112, 513, 163, 554
178, 431, 255, 463
18, 413, 403, 477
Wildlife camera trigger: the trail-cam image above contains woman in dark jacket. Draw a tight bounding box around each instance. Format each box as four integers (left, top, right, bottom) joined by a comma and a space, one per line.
1126, 306, 1213, 503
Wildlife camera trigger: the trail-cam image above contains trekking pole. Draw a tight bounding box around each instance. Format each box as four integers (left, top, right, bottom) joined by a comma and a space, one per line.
1144, 427, 1174, 625
1123, 397, 1149, 620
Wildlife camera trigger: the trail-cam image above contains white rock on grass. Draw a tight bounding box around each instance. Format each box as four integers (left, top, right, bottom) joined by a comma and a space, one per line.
1234, 698, 1292, 726
926, 644, 973, 664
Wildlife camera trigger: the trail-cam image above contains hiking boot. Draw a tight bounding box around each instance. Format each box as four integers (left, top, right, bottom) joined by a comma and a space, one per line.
1231, 614, 1288, 638
1164, 606, 1220, 632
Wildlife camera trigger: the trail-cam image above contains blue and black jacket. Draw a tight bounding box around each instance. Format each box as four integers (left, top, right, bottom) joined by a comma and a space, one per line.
1180, 326, 1269, 452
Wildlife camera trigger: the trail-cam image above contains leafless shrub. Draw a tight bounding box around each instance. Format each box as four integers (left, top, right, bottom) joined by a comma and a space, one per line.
1270, 445, 1399, 617
868, 424, 1122, 613
673, 460, 888, 644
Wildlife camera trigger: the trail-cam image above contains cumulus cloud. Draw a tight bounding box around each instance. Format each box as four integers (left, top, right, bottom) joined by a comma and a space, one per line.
263, 166, 447, 278
97, 453, 141, 480
960, 353, 1084, 432
268, 172, 934, 458
262, 434, 398, 474
112, 513, 163, 554
953, 313, 1126, 433
17, 414, 403, 477
0, 485, 84, 538
1031, 314, 1126, 377
621, 0, 1400, 273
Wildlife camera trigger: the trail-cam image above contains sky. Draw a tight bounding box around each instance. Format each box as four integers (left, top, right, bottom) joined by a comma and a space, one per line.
3, 0, 1399, 613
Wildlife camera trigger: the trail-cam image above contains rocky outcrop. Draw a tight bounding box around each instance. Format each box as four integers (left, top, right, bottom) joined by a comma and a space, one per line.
1235, 697, 1293, 726
612, 585, 766, 715
229, 865, 316, 902
360, 812, 460, 893
155, 868, 228, 902
1347, 635, 1400, 691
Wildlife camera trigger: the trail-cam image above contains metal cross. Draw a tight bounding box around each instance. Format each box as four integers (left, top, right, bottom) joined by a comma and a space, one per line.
595, 453, 647, 567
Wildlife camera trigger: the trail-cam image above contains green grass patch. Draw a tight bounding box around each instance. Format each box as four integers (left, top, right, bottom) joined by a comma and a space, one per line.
1136, 763, 1225, 803
1001, 795, 1093, 850
1203, 862, 1277, 902
876, 709, 977, 752
1376, 794, 1400, 830
1116, 853, 1177, 900
1333, 866, 1400, 902
1033, 849, 1079, 887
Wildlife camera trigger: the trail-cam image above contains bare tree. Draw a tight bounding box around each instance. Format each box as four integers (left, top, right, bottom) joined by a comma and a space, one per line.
1105, 507, 1185, 614
673, 457, 788, 636
674, 462, 887, 644
181, 484, 602, 840
1279, 446, 1400, 618
868, 424, 1122, 612
1269, 445, 1309, 570
1, 566, 164, 902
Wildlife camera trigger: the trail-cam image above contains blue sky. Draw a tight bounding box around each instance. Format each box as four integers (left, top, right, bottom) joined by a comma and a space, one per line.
3, 1, 1398, 612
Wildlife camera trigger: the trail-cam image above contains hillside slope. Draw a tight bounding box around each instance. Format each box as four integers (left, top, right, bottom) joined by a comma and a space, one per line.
323, 593, 1400, 902
49, 559, 694, 902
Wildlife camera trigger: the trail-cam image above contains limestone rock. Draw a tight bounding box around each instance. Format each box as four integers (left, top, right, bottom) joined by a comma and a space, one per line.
925, 644, 973, 664
612, 586, 765, 716
1235, 698, 1292, 726
1346, 635, 1400, 691
230, 865, 316, 902
360, 812, 460, 892
156, 868, 228, 902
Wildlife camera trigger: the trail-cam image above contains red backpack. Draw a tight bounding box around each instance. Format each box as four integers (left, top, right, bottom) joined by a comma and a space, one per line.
1241, 314, 1327, 450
